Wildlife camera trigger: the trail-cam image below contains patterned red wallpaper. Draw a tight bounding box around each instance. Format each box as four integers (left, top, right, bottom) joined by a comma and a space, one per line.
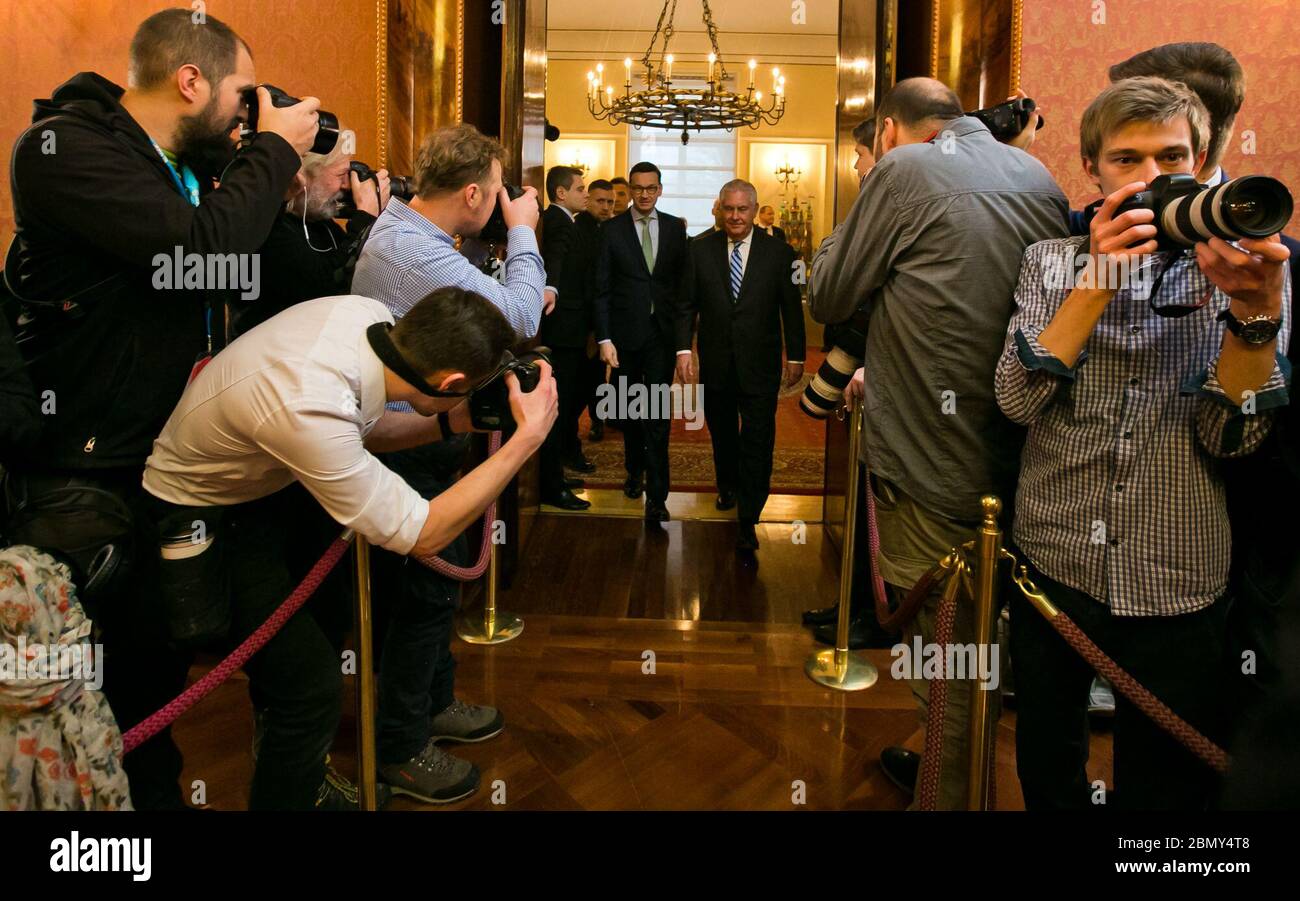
1021, 0, 1300, 231
0, 0, 380, 247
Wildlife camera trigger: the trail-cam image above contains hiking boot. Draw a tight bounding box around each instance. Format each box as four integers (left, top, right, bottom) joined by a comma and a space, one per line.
379, 739, 479, 804
429, 698, 505, 744
314, 761, 392, 811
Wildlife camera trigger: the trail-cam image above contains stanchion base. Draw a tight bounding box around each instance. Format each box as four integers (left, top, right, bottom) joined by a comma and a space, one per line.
804, 649, 879, 691
456, 611, 524, 644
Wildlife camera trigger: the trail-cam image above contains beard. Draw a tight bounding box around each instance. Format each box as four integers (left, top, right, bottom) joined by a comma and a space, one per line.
174, 95, 241, 180
304, 187, 345, 221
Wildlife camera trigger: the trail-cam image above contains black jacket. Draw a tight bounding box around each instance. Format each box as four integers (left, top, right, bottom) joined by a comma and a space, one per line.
231, 207, 376, 336
7, 72, 300, 471
539, 205, 600, 349
677, 228, 805, 395
593, 208, 688, 352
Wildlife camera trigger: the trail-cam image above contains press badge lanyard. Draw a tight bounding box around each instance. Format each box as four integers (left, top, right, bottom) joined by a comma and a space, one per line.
152, 140, 218, 374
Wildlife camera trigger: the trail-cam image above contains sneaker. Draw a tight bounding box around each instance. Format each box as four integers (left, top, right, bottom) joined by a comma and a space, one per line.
314, 761, 393, 811
379, 739, 479, 804
429, 698, 505, 744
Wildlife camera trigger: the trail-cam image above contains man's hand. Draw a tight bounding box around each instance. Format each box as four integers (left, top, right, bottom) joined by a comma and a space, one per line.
349, 169, 382, 217
675, 353, 694, 384
782, 360, 804, 389
507, 359, 558, 448
1195, 234, 1289, 313
543, 288, 557, 315
599, 341, 619, 370
256, 87, 321, 157
1086, 181, 1157, 283
845, 367, 865, 408
501, 185, 541, 231
1005, 88, 1043, 152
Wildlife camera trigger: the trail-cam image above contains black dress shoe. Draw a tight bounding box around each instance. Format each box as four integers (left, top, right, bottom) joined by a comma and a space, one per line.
623, 474, 644, 499
879, 746, 921, 795
564, 454, 597, 474
801, 604, 839, 627
715, 491, 736, 511
644, 500, 670, 522
813, 617, 875, 650
542, 488, 591, 511
563, 476, 585, 489
735, 522, 758, 551
588, 422, 605, 441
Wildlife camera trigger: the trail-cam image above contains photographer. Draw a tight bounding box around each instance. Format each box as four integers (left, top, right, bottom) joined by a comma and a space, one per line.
142, 287, 557, 809
995, 76, 1291, 810
233, 142, 392, 335
807, 77, 1068, 808
3, 8, 320, 809
351, 124, 547, 804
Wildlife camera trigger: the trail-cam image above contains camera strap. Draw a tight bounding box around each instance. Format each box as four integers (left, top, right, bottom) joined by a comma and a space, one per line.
365, 321, 452, 397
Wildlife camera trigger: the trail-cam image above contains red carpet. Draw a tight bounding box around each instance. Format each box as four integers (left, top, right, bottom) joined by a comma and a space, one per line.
578, 348, 827, 495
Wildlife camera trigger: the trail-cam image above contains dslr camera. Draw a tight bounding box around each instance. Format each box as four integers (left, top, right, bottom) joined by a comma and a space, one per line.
337, 161, 417, 217
800, 307, 870, 419
969, 97, 1043, 143
469, 349, 551, 431
480, 182, 530, 244
241, 83, 339, 155
1084, 173, 1294, 250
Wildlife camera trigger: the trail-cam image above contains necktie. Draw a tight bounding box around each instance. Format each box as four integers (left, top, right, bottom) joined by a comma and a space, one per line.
730, 240, 744, 302
640, 216, 655, 273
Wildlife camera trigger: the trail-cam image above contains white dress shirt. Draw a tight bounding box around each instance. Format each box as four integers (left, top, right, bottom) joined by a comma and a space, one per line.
143, 296, 430, 554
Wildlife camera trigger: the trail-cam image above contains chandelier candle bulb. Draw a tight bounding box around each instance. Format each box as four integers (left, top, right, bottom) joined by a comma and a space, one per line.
665, 54, 674, 82
624, 57, 632, 87
748, 58, 757, 89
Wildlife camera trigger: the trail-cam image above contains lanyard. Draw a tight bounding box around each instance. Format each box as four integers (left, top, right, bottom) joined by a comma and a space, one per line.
150, 141, 201, 207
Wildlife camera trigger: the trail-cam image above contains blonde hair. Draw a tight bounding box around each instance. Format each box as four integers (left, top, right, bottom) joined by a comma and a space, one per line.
414, 124, 508, 198
1080, 76, 1209, 165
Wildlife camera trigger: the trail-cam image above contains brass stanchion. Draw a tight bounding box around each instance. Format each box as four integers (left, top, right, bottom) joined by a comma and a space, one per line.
964, 496, 1002, 810
805, 404, 878, 691
351, 532, 378, 812
457, 537, 524, 644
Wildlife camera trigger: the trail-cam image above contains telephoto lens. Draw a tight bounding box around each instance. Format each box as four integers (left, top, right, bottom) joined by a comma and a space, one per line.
799, 308, 870, 419
241, 84, 340, 155
1157, 174, 1294, 246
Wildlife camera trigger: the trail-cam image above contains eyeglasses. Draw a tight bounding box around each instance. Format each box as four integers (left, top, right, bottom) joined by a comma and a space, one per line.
629, 185, 661, 195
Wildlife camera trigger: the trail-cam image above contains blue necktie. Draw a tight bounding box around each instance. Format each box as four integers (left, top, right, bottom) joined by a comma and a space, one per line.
730, 240, 744, 302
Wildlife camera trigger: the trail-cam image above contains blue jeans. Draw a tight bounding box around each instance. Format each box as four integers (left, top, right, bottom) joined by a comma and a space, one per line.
374, 440, 470, 764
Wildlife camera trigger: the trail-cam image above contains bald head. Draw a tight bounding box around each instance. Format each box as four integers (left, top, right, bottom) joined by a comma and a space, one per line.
875, 77, 964, 157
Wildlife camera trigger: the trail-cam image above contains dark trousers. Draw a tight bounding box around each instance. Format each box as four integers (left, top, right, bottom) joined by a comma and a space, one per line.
585, 352, 607, 424
611, 331, 674, 503
702, 374, 778, 524
1009, 561, 1229, 810
539, 345, 586, 497
373, 441, 467, 764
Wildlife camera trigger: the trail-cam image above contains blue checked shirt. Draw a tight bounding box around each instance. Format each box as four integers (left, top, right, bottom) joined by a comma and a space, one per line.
996, 236, 1292, 616
352, 197, 544, 340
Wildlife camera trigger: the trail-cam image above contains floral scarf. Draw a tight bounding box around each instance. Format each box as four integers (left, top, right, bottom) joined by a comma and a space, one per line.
0, 545, 132, 810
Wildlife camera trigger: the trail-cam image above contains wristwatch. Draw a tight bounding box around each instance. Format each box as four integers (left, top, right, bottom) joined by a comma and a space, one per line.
1217, 308, 1282, 346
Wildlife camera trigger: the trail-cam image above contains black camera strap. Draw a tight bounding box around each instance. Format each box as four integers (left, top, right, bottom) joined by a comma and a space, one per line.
365, 321, 469, 397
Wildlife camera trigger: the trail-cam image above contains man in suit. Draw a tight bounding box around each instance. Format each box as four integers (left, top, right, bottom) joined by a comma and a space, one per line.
677, 180, 805, 552
594, 161, 689, 522
757, 205, 787, 243
538, 165, 594, 509
610, 176, 631, 214
694, 198, 724, 239
583, 179, 616, 441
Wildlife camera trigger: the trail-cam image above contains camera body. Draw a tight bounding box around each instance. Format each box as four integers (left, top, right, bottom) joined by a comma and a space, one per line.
480, 183, 528, 244
469, 349, 549, 431
336, 161, 416, 217
800, 307, 870, 419
241, 83, 339, 156
1086, 173, 1294, 251
969, 97, 1042, 143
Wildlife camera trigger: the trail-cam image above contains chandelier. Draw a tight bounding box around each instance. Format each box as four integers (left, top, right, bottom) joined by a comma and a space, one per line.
585, 0, 787, 144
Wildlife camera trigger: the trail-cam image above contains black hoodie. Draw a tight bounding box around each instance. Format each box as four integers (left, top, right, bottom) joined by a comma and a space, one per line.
7, 72, 301, 472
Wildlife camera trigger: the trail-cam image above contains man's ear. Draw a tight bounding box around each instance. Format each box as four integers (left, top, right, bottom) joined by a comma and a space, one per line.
880, 117, 898, 155
465, 182, 481, 210
1081, 155, 1101, 190
175, 64, 205, 105
436, 371, 470, 394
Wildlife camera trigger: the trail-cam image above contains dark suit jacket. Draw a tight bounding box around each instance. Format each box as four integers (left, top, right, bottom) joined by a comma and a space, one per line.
677, 228, 806, 395
761, 224, 787, 243
593, 208, 688, 352
540, 204, 598, 348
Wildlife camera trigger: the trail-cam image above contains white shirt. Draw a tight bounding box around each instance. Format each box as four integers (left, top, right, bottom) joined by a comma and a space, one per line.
143, 296, 430, 555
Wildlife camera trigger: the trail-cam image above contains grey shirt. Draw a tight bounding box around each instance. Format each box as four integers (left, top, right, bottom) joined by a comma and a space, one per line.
809, 116, 1069, 521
